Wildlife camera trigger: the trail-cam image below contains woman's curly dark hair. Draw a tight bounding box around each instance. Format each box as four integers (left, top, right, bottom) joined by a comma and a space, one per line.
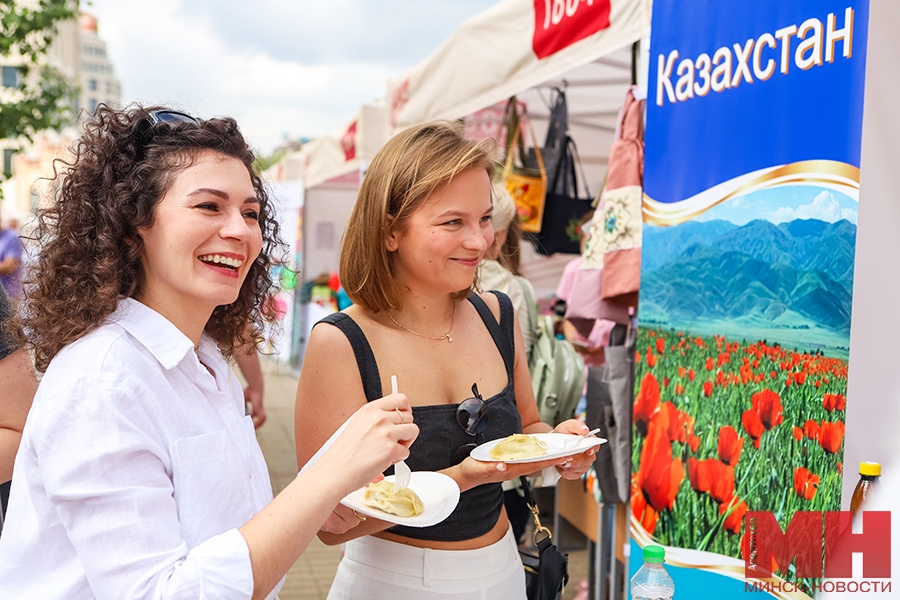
15, 104, 285, 372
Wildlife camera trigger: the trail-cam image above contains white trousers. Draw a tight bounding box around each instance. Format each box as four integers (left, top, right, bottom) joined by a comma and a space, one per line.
326, 526, 527, 600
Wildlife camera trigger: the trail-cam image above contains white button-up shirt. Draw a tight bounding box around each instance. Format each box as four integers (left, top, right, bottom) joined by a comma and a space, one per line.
0, 298, 283, 599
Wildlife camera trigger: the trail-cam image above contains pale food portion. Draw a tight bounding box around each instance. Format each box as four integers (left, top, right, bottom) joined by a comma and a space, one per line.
489, 433, 548, 460
363, 480, 425, 517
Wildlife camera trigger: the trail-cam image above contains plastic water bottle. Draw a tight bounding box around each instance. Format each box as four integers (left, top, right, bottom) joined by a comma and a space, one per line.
630, 545, 675, 600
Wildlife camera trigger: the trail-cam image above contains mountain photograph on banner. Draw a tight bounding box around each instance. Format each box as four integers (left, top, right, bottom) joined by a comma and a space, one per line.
640, 186, 857, 353
631, 1, 869, 599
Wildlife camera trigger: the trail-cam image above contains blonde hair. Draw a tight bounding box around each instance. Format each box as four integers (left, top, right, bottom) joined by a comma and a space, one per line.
340, 121, 497, 312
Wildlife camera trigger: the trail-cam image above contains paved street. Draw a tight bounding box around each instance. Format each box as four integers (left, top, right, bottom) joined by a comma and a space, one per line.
252, 358, 591, 600
251, 359, 342, 600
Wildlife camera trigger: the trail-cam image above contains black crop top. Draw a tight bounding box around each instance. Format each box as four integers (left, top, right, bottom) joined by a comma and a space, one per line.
315, 291, 522, 542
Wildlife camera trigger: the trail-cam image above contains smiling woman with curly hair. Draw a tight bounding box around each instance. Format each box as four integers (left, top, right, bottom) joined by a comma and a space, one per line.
17, 105, 279, 371
0, 104, 418, 600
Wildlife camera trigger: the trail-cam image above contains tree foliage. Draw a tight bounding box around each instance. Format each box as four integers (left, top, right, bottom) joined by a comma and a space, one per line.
0, 0, 80, 142
253, 147, 289, 175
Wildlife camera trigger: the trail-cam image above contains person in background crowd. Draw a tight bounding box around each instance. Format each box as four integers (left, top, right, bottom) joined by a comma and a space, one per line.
310, 271, 340, 310
295, 121, 596, 600
0, 283, 38, 532
478, 182, 539, 547
234, 343, 267, 428
0, 213, 24, 299
479, 183, 536, 363
0, 104, 417, 600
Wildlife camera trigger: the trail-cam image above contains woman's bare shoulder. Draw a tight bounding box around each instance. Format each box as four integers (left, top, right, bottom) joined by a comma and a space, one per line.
304, 316, 354, 360
301, 308, 376, 378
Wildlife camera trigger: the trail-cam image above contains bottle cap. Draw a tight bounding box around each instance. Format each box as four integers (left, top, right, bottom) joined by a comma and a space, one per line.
859, 462, 881, 477
643, 545, 665, 563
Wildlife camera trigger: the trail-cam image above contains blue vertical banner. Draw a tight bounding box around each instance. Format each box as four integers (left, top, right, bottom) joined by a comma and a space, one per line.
632, 2, 869, 599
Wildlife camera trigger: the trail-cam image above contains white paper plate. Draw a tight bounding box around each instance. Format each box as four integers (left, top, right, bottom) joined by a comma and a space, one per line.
470, 433, 606, 464
341, 471, 460, 528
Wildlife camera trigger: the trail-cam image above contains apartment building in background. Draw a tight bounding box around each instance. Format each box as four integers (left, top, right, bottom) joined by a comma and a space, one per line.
1, 11, 121, 216
78, 12, 121, 116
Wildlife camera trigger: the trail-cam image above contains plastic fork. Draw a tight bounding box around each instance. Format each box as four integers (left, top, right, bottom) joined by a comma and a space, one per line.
391, 375, 412, 494
564, 427, 602, 449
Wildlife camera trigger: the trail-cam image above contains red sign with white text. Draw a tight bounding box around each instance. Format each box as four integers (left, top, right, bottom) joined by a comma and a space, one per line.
341, 120, 357, 162
390, 79, 410, 129
532, 0, 611, 59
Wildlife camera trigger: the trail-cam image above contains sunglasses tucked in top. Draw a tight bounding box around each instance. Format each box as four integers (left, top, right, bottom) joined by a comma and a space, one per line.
450, 383, 489, 465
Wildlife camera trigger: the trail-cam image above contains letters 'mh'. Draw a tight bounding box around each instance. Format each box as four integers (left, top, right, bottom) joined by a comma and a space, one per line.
746, 511, 891, 579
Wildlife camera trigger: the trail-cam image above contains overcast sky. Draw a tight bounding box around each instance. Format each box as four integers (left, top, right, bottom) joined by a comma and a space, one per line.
83, 0, 499, 155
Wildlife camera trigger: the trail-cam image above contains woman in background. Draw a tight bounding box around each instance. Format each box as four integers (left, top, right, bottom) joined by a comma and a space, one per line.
0, 105, 417, 600
477, 183, 540, 546
0, 283, 37, 531
478, 183, 537, 363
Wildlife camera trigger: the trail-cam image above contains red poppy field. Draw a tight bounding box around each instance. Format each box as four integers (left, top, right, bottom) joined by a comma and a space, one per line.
631, 327, 848, 594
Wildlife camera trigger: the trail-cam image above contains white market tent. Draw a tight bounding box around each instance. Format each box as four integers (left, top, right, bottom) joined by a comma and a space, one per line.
388, 0, 648, 181
265, 103, 388, 283
294, 103, 388, 191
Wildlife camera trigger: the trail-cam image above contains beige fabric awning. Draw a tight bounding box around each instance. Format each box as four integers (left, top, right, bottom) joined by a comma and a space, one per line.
270, 103, 387, 190
387, 0, 649, 134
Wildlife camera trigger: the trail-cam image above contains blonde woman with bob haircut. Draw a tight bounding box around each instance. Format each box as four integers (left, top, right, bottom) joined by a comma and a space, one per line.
295, 121, 597, 599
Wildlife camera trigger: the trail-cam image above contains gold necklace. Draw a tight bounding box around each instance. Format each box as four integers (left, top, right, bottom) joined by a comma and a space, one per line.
387, 304, 455, 343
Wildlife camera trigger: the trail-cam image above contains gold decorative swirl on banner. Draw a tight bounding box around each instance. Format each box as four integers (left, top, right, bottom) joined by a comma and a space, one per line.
630, 516, 813, 600
642, 160, 860, 227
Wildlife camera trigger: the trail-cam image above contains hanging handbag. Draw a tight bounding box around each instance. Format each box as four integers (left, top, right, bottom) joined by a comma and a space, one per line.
502, 101, 547, 233
526, 134, 593, 256
531, 87, 569, 189
519, 476, 569, 600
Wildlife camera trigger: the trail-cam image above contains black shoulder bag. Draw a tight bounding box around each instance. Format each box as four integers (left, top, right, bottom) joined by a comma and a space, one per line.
525, 89, 593, 256
519, 476, 569, 600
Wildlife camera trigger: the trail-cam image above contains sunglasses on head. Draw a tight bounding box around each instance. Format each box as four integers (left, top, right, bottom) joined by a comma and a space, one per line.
147, 109, 201, 126
133, 110, 202, 160
451, 383, 487, 465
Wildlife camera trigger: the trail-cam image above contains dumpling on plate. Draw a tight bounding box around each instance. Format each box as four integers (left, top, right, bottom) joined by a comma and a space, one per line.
363, 480, 425, 517
489, 433, 548, 460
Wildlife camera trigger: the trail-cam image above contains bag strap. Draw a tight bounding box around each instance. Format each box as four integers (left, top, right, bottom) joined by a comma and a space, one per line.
527, 113, 547, 182
568, 136, 591, 199
516, 275, 539, 338
551, 134, 591, 200
467, 292, 515, 379
544, 88, 569, 152
519, 475, 554, 546
503, 108, 547, 183
503, 96, 521, 162
503, 119, 522, 178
